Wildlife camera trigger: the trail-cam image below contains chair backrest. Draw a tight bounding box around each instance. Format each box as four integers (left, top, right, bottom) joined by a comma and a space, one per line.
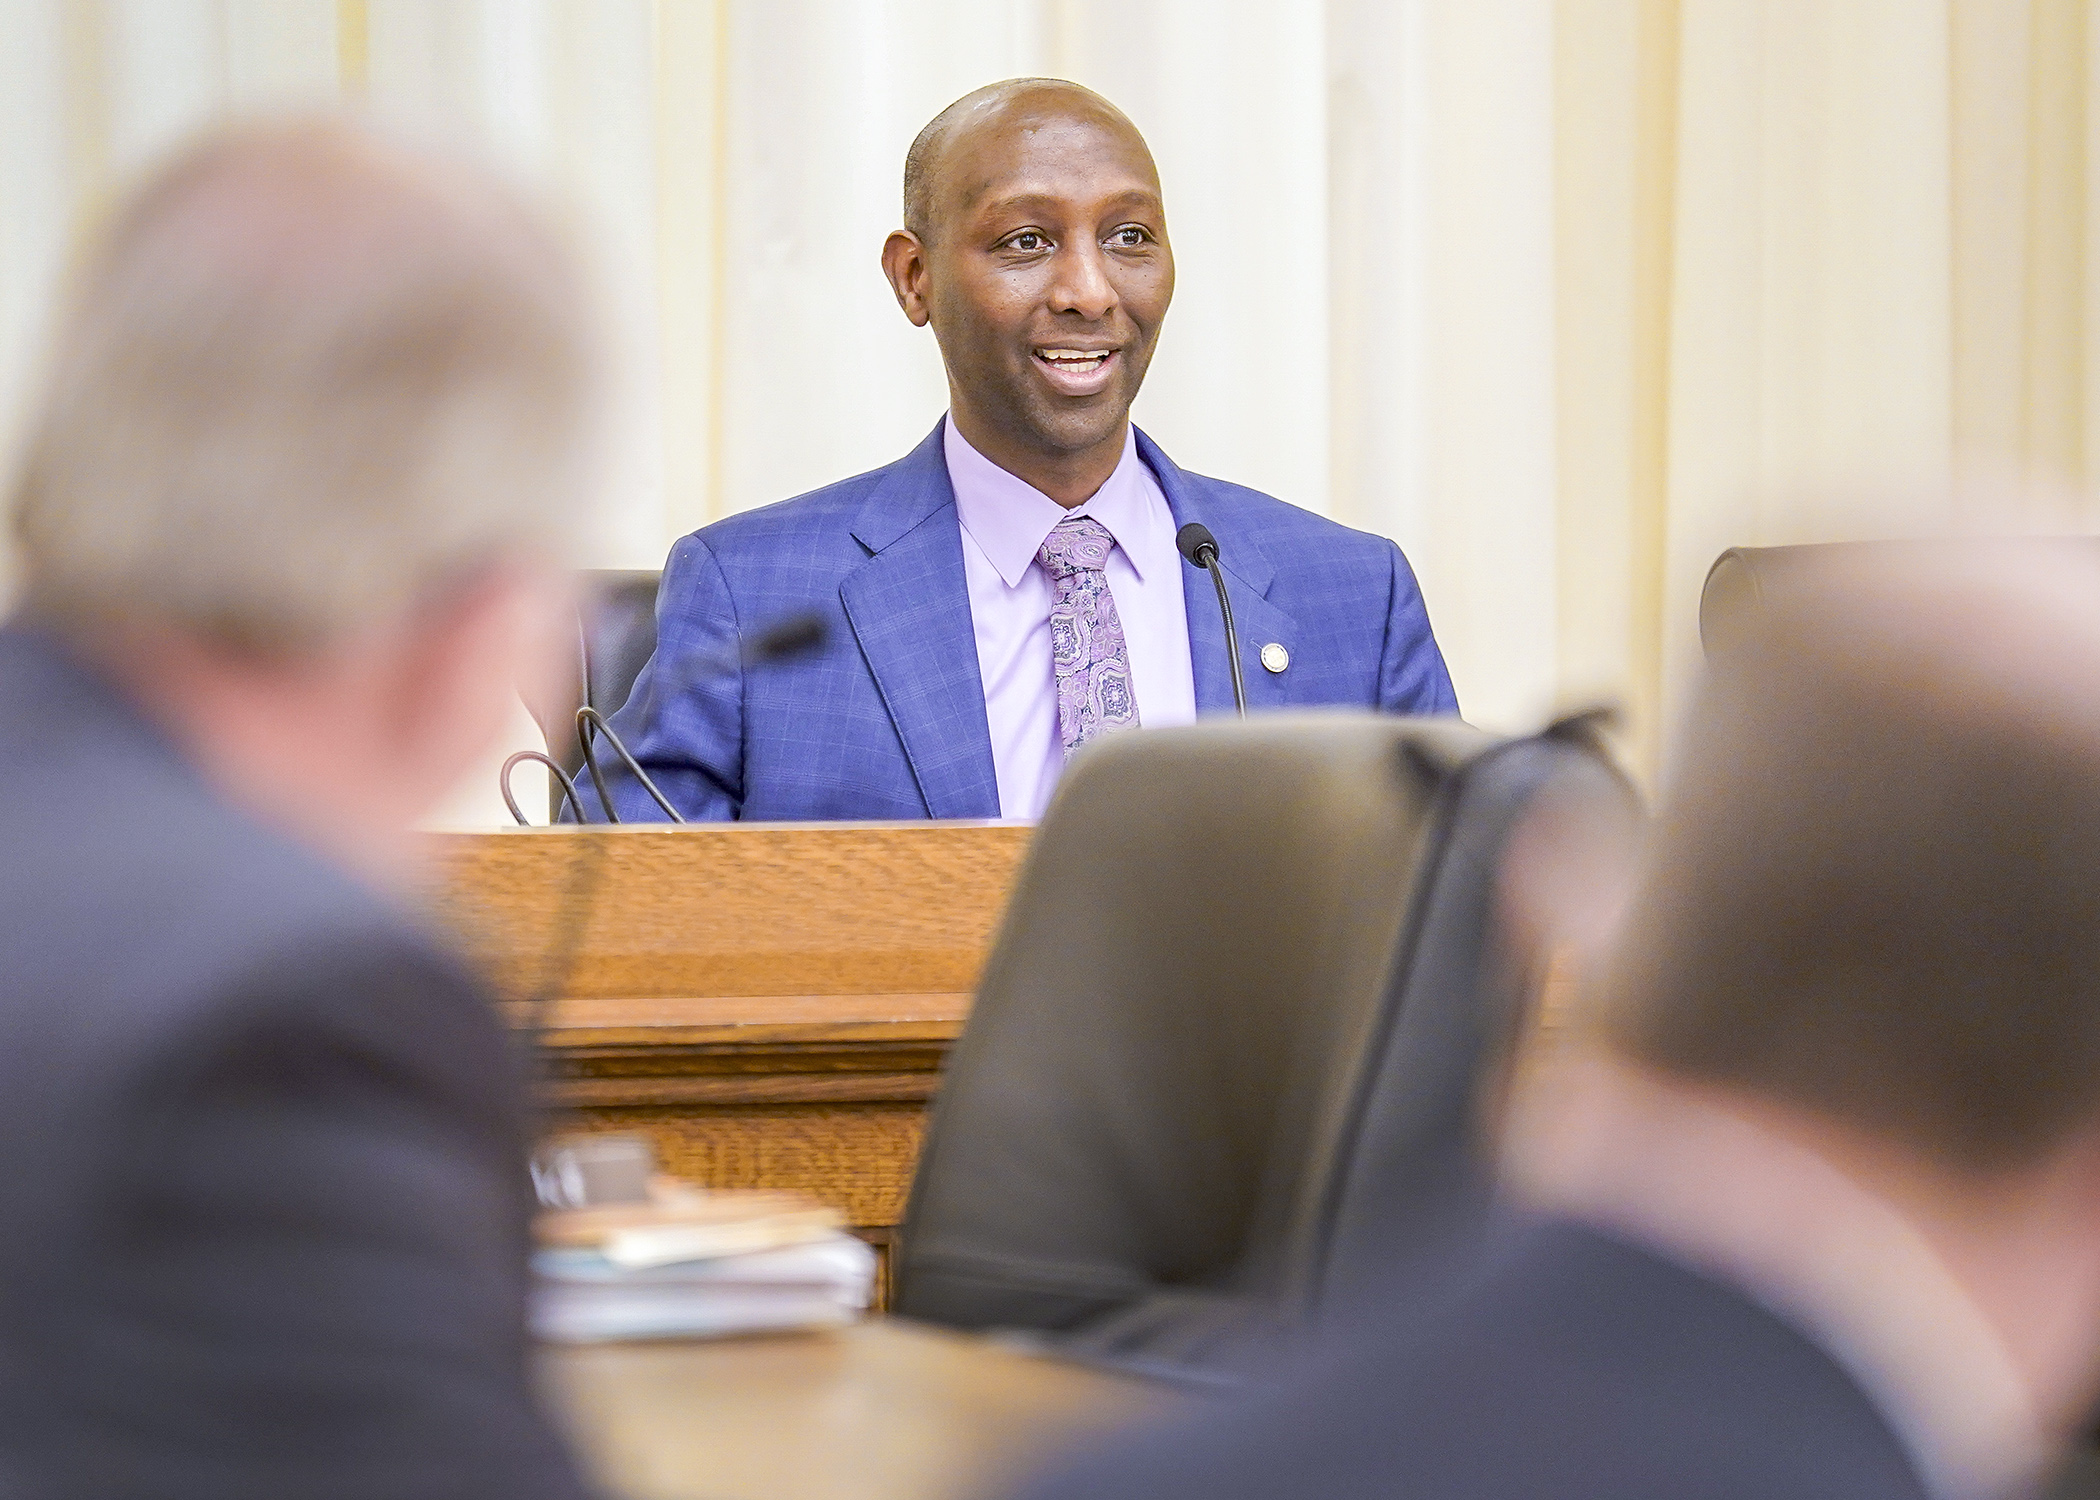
1701, 540, 2100, 656
893, 713, 1637, 1371
1319, 718, 1640, 1307
1699, 544, 1824, 657
522, 568, 660, 817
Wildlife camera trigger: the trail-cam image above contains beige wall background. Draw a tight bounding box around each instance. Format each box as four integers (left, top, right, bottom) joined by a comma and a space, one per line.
2, 0, 2097, 823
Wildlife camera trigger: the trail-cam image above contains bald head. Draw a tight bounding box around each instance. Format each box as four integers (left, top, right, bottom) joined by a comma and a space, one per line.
902, 79, 1157, 245
1601, 546, 2100, 1170
883, 79, 1173, 503
11, 117, 600, 652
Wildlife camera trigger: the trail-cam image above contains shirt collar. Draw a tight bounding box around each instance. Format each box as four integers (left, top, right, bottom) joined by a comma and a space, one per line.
943, 416, 1156, 588
1507, 1053, 2052, 1500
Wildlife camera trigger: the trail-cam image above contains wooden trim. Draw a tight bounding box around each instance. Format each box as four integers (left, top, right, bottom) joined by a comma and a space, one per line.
516, 991, 973, 1050
548, 1073, 944, 1108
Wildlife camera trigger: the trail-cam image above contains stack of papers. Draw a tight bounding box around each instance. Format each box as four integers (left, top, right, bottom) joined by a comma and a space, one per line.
532, 1180, 875, 1343
533, 1237, 876, 1343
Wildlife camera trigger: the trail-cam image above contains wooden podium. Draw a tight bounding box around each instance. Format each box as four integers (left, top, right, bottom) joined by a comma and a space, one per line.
415, 822, 1031, 1298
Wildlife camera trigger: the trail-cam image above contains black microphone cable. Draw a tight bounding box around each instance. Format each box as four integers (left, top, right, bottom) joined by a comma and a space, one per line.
1176, 522, 1248, 717
575, 705, 684, 823
567, 609, 830, 824
501, 749, 584, 827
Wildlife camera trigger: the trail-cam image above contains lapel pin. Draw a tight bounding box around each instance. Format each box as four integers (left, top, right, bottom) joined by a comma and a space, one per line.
1260, 642, 1289, 674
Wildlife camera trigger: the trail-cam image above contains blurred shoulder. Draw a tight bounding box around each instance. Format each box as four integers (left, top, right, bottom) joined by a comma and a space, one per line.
27, 795, 476, 1049
0, 634, 492, 1079
1016, 1220, 1927, 1500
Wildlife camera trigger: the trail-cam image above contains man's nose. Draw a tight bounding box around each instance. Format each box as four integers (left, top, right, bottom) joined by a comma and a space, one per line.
1046, 240, 1117, 320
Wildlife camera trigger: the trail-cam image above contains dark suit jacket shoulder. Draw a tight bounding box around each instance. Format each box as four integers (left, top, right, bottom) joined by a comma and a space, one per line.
1014, 1218, 1929, 1500
0, 626, 588, 1500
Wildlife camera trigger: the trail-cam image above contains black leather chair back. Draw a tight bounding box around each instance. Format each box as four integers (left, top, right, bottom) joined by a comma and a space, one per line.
523, 569, 661, 818
1320, 718, 1639, 1304
893, 713, 1638, 1374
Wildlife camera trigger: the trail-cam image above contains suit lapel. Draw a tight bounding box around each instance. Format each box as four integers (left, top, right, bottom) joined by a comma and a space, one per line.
1136, 430, 1297, 715
840, 423, 1001, 818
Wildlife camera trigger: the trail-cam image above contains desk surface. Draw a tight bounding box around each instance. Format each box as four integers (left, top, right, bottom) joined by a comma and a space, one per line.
544, 1319, 1182, 1500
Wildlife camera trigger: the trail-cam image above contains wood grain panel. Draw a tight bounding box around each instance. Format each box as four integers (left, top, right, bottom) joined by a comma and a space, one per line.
416, 822, 1031, 1001
563, 1102, 931, 1228
414, 824, 1026, 1310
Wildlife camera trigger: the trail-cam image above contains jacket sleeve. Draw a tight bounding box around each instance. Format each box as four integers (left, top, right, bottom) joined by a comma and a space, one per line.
1378, 541, 1460, 716
570, 533, 743, 823
65, 938, 598, 1500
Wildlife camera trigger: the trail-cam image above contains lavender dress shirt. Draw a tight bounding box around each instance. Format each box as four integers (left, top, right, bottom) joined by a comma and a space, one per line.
945, 418, 1197, 819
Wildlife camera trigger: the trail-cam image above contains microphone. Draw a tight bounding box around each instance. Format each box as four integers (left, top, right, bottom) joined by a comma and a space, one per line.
1176, 523, 1247, 718
516, 613, 829, 1149
747, 612, 826, 661
507, 610, 831, 825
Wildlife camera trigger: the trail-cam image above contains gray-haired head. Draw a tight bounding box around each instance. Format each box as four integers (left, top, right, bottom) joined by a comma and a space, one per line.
8, 115, 606, 654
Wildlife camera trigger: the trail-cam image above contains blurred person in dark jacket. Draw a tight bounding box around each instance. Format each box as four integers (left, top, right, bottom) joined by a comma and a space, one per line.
0, 119, 604, 1499
1013, 546, 2100, 1500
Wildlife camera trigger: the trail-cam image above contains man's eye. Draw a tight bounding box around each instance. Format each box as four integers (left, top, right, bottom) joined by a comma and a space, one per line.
1007, 231, 1048, 252
1109, 226, 1150, 247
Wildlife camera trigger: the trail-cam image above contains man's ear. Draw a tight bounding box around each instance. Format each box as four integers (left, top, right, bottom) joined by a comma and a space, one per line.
882, 230, 932, 327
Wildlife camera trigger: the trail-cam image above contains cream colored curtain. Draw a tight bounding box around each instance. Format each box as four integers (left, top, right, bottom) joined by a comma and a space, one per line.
1, 0, 2095, 821
1559, 0, 2100, 777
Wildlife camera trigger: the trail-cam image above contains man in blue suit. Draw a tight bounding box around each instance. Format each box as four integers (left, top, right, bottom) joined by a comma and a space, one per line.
586, 78, 1455, 823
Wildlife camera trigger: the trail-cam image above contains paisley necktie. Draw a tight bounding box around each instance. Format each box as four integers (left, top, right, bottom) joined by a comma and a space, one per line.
1036, 515, 1141, 758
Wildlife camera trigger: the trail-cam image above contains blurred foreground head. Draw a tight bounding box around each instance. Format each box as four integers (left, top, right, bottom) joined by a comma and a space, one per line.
1603, 546, 2100, 1171
5, 117, 602, 859
1510, 544, 2100, 1473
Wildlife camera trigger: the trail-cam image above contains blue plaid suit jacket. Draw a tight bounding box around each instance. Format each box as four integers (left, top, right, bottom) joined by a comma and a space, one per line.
582, 421, 1457, 822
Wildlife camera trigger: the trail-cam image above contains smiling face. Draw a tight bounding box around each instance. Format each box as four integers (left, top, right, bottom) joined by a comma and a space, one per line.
883, 84, 1174, 505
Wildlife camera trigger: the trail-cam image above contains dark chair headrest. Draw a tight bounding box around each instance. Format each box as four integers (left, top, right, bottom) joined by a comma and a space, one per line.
518, 568, 662, 784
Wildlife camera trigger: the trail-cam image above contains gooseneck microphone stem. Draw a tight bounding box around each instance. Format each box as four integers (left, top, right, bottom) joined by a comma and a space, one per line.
1176, 522, 1247, 718
1204, 558, 1248, 719
518, 609, 826, 1150
537, 605, 829, 823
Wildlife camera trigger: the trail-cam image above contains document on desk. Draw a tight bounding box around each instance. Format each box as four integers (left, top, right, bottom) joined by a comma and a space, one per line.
533, 1237, 876, 1343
